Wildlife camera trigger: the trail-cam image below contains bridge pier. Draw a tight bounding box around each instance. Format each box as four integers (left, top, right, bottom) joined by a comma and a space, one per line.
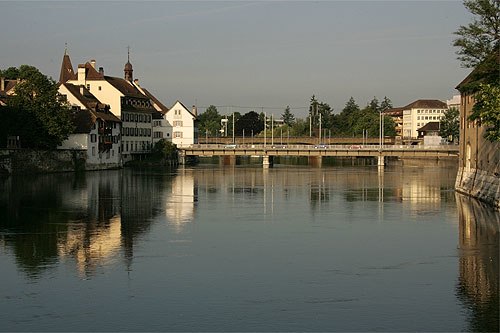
220, 155, 237, 166
308, 156, 322, 167
262, 155, 273, 168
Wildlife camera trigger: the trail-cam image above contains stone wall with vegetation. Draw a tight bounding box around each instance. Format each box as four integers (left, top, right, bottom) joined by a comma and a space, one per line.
0, 149, 87, 175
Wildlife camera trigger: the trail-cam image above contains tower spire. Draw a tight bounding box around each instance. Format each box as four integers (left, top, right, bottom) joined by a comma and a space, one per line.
124, 46, 133, 81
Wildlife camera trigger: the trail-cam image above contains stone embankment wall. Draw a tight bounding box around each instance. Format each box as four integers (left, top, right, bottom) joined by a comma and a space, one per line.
456, 167, 500, 209
0, 149, 120, 175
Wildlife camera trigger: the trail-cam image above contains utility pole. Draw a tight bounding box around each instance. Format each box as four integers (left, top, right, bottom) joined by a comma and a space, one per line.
319, 112, 322, 144
271, 114, 274, 146
263, 108, 266, 148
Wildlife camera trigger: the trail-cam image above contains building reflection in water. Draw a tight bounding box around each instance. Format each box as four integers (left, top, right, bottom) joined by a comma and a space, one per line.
164, 169, 197, 232
455, 193, 499, 333
0, 170, 172, 278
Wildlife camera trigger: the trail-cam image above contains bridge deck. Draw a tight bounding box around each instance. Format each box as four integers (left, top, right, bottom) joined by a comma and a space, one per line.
180, 144, 459, 158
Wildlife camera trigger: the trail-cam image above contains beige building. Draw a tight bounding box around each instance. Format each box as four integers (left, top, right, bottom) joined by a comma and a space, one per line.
401, 99, 448, 139
455, 57, 500, 208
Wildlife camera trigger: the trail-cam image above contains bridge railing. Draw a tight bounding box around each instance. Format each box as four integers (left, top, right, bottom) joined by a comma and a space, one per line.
181, 144, 459, 151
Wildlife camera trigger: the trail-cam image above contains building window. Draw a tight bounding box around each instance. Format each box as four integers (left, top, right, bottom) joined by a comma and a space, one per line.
92, 147, 95, 156
90, 134, 97, 143
174, 121, 183, 127
174, 131, 183, 138
98, 86, 102, 91
87, 84, 90, 90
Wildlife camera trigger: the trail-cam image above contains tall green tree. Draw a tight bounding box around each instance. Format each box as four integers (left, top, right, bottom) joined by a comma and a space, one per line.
342, 97, 360, 115
453, 0, 499, 68
379, 96, 393, 112
309, 95, 319, 127
235, 111, 263, 136
281, 105, 295, 126
469, 83, 500, 142
367, 97, 379, 112
197, 105, 222, 137
439, 107, 460, 143
4, 65, 73, 149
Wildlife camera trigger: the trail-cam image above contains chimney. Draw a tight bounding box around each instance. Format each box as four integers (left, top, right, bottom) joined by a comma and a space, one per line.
192, 105, 198, 117
0, 77, 4, 92
77, 64, 86, 84
90, 59, 96, 68
133, 79, 139, 86
80, 86, 85, 95
99, 67, 104, 75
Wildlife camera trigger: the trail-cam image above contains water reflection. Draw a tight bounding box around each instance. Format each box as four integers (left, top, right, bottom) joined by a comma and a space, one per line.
0, 165, 460, 279
0, 170, 178, 278
0, 165, 498, 331
456, 193, 499, 333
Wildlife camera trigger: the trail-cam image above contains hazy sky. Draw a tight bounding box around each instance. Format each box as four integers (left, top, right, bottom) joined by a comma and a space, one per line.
1, 0, 472, 117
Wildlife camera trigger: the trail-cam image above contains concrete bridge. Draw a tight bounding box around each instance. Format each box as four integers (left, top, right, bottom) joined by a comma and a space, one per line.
179, 144, 459, 167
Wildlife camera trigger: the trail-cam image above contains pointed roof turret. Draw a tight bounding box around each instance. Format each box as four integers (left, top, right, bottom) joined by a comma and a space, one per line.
59, 46, 76, 84
124, 46, 133, 81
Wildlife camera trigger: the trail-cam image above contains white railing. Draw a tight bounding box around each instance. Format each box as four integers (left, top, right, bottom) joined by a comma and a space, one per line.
183, 144, 459, 151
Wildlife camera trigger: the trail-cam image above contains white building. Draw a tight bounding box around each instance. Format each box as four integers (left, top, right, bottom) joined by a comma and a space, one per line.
59, 52, 162, 162
401, 99, 448, 139
163, 100, 198, 147
446, 95, 461, 109
58, 83, 122, 168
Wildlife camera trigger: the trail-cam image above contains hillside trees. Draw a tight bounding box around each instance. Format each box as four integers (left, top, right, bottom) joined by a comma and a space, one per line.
0, 65, 74, 149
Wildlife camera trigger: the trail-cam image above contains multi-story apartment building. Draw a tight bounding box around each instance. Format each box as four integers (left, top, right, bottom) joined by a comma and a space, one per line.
401, 99, 448, 139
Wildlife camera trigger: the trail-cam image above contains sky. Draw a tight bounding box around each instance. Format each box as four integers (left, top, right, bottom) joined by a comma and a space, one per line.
1, 0, 472, 117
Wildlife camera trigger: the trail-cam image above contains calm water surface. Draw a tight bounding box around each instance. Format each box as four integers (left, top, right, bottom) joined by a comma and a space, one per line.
0, 162, 498, 332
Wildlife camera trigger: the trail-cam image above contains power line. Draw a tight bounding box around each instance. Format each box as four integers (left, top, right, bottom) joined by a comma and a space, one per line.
197, 105, 308, 112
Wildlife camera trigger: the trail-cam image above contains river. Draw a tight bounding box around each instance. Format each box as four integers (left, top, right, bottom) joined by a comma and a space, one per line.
0, 161, 498, 332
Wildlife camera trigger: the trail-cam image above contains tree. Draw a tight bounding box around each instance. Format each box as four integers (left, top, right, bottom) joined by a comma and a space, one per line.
342, 97, 360, 115
197, 105, 221, 137
152, 139, 178, 162
469, 83, 500, 142
439, 107, 460, 143
379, 96, 393, 112
453, 0, 500, 68
281, 106, 295, 126
235, 111, 263, 136
318, 102, 334, 129
309, 95, 319, 127
5, 65, 74, 149
0, 67, 20, 79
367, 97, 379, 112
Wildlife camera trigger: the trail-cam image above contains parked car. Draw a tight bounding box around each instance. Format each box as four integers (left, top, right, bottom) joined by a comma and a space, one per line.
314, 144, 328, 149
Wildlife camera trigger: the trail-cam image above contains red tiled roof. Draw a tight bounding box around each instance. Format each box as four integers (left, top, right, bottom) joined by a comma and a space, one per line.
59, 54, 76, 83
403, 100, 447, 109
105, 76, 146, 99
142, 87, 169, 114
418, 121, 440, 132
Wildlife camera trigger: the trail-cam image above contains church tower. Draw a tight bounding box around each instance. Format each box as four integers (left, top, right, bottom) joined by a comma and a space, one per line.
124, 46, 133, 82
59, 45, 75, 84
